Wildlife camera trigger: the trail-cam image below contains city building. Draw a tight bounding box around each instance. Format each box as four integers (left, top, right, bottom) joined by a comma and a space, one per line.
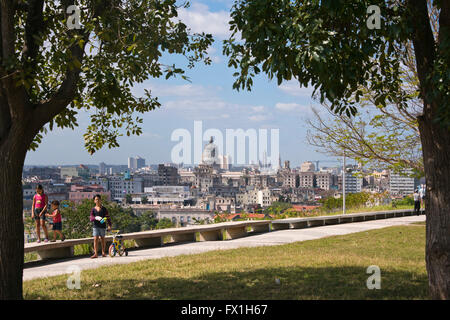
158, 164, 179, 185
69, 184, 110, 204
299, 172, 315, 188
194, 164, 216, 193
60, 165, 90, 179
137, 186, 193, 205
202, 136, 221, 170
300, 161, 315, 172
108, 176, 143, 201
157, 208, 215, 227
340, 171, 363, 193
315, 172, 332, 190
389, 169, 416, 195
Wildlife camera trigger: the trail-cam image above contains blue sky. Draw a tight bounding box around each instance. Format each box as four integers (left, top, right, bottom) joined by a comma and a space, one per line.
24, 0, 340, 168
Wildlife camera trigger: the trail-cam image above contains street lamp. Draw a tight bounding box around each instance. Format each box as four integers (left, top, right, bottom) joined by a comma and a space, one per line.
343, 150, 346, 215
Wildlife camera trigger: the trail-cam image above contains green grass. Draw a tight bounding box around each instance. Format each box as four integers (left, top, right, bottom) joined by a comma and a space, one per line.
23, 224, 428, 300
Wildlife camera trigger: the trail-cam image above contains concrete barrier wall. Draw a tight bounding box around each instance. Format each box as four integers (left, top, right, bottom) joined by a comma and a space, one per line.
25, 209, 421, 260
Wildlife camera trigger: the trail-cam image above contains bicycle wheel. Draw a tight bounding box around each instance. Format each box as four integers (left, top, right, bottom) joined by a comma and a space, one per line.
118, 244, 125, 256
109, 244, 116, 257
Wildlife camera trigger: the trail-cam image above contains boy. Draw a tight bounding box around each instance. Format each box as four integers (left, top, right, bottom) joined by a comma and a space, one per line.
46, 200, 65, 242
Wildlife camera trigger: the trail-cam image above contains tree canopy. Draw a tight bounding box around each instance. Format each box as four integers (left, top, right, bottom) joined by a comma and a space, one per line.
223, 0, 448, 125
2, 0, 213, 153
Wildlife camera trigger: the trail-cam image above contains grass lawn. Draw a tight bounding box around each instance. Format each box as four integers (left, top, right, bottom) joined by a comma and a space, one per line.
23, 223, 428, 300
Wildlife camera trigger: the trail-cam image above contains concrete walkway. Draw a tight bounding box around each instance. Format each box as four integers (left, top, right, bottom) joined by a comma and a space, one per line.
23, 215, 425, 281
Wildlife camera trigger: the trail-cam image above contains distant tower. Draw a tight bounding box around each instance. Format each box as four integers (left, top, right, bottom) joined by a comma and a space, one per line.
99, 162, 106, 175
128, 157, 137, 171
136, 156, 146, 169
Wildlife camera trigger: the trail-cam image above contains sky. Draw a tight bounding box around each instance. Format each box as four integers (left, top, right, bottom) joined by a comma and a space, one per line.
24, 0, 342, 169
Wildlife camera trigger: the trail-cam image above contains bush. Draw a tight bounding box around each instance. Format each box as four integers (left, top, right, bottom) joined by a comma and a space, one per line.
319, 192, 371, 211
395, 196, 415, 206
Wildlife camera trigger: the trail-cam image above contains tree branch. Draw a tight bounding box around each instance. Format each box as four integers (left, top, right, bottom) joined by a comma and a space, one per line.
406, 0, 436, 111
1, 0, 29, 120
33, 38, 86, 130
438, 0, 449, 46
22, 0, 45, 71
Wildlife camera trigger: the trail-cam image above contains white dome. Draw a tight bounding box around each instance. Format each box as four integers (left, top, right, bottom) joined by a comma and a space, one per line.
202, 137, 220, 165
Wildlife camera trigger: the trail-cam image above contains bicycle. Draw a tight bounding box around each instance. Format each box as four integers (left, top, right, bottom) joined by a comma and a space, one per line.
108, 229, 128, 257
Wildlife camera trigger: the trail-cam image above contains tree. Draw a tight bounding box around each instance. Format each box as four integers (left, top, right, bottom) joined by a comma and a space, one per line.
0, 1, 212, 299
306, 102, 423, 175
60, 200, 93, 239
138, 210, 158, 230
155, 217, 175, 229
224, 0, 449, 298
305, 28, 429, 176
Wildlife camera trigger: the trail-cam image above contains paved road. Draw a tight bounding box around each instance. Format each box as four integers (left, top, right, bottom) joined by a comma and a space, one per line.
23, 215, 425, 281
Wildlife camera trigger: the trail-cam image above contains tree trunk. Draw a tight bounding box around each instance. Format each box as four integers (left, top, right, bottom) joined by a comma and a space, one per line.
419, 116, 450, 299
0, 128, 29, 299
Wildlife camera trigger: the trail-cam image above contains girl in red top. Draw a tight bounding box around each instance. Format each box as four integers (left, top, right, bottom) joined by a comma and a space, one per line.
31, 185, 49, 243
46, 200, 65, 242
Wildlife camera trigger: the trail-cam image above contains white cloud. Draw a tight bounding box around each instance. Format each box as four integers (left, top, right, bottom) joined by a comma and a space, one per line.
178, 3, 231, 39
140, 132, 162, 139
249, 114, 269, 122
275, 102, 304, 112
207, 46, 222, 64
251, 105, 265, 113
278, 80, 315, 98
164, 98, 227, 112
152, 83, 211, 97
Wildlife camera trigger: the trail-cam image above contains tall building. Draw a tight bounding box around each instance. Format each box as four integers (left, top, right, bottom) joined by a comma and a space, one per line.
220, 154, 231, 170
136, 156, 146, 169
158, 164, 179, 186
340, 172, 363, 193
299, 172, 315, 188
99, 162, 107, 175
389, 169, 416, 195
194, 164, 215, 192
128, 157, 137, 171
316, 172, 332, 190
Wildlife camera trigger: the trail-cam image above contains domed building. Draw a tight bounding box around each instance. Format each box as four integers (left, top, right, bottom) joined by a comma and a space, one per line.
300, 161, 315, 172
202, 136, 220, 167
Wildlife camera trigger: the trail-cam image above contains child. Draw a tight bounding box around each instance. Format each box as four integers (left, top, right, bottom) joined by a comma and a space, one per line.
31, 185, 49, 243
46, 200, 65, 242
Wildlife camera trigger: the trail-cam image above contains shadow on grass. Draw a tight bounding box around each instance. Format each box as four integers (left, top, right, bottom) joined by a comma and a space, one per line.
24, 265, 429, 300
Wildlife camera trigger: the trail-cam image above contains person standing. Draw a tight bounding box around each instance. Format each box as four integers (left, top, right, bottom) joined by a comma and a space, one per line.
90, 194, 111, 258
46, 200, 65, 242
31, 185, 49, 243
413, 189, 421, 216
419, 185, 425, 210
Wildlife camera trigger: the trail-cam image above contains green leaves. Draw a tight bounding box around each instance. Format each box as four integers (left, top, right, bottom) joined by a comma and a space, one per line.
224, 0, 423, 118
22, 0, 213, 153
